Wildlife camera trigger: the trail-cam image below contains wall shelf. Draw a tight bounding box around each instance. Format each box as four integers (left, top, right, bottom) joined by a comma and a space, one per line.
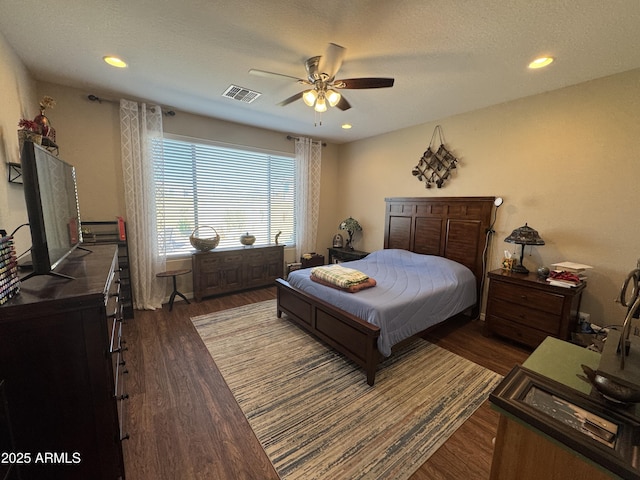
6, 162, 22, 184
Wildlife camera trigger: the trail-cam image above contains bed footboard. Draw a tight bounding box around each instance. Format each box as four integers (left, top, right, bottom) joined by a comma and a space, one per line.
276, 278, 381, 385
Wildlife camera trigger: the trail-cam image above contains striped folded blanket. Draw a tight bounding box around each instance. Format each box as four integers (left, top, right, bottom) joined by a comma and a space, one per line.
311, 274, 376, 293
310, 264, 369, 289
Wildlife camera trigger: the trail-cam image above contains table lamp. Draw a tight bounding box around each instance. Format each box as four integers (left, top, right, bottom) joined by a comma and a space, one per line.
339, 217, 362, 250
504, 223, 545, 274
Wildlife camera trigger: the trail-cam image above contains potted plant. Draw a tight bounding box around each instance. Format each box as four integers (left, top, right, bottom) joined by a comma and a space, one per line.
17, 118, 43, 152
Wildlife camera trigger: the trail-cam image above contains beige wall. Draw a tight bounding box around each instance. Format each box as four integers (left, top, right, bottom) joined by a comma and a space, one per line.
0, 31, 37, 250
337, 68, 640, 326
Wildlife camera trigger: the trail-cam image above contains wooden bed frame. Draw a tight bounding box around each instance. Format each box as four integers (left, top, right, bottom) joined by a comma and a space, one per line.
276, 196, 495, 385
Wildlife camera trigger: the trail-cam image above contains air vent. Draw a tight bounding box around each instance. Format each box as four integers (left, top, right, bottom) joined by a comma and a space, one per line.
222, 85, 261, 103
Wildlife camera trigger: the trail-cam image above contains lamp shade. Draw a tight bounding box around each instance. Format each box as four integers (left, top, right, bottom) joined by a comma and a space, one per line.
302, 89, 318, 107
339, 217, 362, 233
314, 95, 327, 112
326, 89, 341, 107
504, 223, 545, 246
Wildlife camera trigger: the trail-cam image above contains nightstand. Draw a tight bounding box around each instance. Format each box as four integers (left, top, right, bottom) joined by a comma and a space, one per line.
484, 269, 586, 348
327, 247, 369, 264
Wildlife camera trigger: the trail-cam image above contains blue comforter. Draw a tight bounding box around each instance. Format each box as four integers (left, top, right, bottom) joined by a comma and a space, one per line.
286, 249, 476, 356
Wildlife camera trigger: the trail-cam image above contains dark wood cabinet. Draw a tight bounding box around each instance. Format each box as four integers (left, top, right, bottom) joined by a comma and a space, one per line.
485, 269, 585, 348
0, 245, 127, 479
0, 380, 20, 480
192, 245, 284, 301
82, 220, 134, 319
327, 247, 369, 264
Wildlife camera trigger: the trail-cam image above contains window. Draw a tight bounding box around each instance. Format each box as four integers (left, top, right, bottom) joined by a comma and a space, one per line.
156, 136, 295, 255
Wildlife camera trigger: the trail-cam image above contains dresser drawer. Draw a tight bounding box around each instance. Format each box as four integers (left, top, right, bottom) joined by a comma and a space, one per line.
197, 253, 244, 271
490, 280, 564, 315
487, 314, 551, 348
488, 298, 560, 335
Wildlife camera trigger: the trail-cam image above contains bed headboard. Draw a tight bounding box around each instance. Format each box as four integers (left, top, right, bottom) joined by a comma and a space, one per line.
384, 197, 495, 286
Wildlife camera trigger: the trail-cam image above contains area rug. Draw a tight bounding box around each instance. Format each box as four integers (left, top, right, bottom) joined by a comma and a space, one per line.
191, 300, 502, 480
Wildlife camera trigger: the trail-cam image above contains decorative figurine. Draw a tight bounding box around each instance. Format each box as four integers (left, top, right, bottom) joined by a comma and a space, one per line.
332, 233, 343, 248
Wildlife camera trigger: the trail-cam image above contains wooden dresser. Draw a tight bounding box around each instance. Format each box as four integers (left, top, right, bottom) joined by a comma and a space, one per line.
485, 269, 585, 348
192, 244, 284, 301
0, 245, 127, 479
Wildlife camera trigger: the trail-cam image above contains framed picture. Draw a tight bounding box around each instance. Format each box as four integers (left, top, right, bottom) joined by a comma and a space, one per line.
490, 365, 640, 479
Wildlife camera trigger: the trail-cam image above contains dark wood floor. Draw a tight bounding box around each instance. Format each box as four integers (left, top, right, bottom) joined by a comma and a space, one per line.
122, 287, 531, 480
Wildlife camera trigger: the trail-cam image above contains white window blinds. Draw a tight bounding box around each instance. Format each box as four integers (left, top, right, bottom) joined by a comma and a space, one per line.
156, 136, 295, 255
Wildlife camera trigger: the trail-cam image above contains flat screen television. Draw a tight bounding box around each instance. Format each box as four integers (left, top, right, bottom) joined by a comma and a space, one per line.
20, 141, 84, 280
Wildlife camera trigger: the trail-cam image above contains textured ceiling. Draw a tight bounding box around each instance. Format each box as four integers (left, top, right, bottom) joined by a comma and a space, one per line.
1, 0, 639, 144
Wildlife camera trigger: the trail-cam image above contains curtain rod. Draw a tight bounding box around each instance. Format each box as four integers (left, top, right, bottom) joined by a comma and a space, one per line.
286, 135, 326, 147
87, 94, 176, 116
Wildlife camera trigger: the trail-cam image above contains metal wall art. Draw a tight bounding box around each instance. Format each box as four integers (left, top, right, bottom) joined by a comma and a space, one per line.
412, 125, 458, 188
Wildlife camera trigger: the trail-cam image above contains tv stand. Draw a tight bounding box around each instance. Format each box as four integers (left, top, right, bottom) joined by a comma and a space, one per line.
20, 269, 75, 281
19, 248, 94, 281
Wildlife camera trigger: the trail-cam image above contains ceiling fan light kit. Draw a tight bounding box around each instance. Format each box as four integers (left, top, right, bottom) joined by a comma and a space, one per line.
302, 89, 318, 107
250, 43, 394, 121
314, 95, 327, 112
326, 89, 341, 107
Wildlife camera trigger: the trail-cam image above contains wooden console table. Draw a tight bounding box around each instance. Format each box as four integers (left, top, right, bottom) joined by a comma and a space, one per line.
192, 244, 284, 301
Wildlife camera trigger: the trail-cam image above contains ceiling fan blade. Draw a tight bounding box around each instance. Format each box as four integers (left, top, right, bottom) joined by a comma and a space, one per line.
335, 77, 395, 89
318, 43, 346, 81
278, 92, 304, 107
249, 68, 306, 83
336, 96, 351, 111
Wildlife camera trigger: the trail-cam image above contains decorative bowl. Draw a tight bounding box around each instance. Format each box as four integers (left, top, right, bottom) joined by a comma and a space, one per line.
190, 226, 220, 251
240, 232, 256, 246
581, 364, 640, 405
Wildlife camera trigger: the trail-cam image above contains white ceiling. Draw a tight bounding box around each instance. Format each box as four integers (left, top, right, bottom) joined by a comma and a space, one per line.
1, 0, 639, 144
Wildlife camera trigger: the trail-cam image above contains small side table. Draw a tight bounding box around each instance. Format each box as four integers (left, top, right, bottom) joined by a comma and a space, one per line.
301, 253, 324, 269
156, 268, 191, 311
327, 247, 369, 264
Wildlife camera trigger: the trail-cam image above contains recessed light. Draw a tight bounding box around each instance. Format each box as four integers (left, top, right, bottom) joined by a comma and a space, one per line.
528, 56, 554, 69
342, 124, 352, 129
103, 56, 128, 68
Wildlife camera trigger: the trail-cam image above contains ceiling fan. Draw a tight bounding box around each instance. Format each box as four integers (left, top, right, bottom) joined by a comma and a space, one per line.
249, 43, 394, 113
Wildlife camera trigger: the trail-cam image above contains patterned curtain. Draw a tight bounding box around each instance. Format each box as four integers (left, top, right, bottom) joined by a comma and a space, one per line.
120, 99, 166, 310
294, 137, 322, 260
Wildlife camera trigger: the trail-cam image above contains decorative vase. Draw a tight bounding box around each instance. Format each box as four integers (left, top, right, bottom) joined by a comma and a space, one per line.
33, 109, 56, 144
34, 109, 51, 137
240, 232, 256, 246
537, 266, 550, 278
